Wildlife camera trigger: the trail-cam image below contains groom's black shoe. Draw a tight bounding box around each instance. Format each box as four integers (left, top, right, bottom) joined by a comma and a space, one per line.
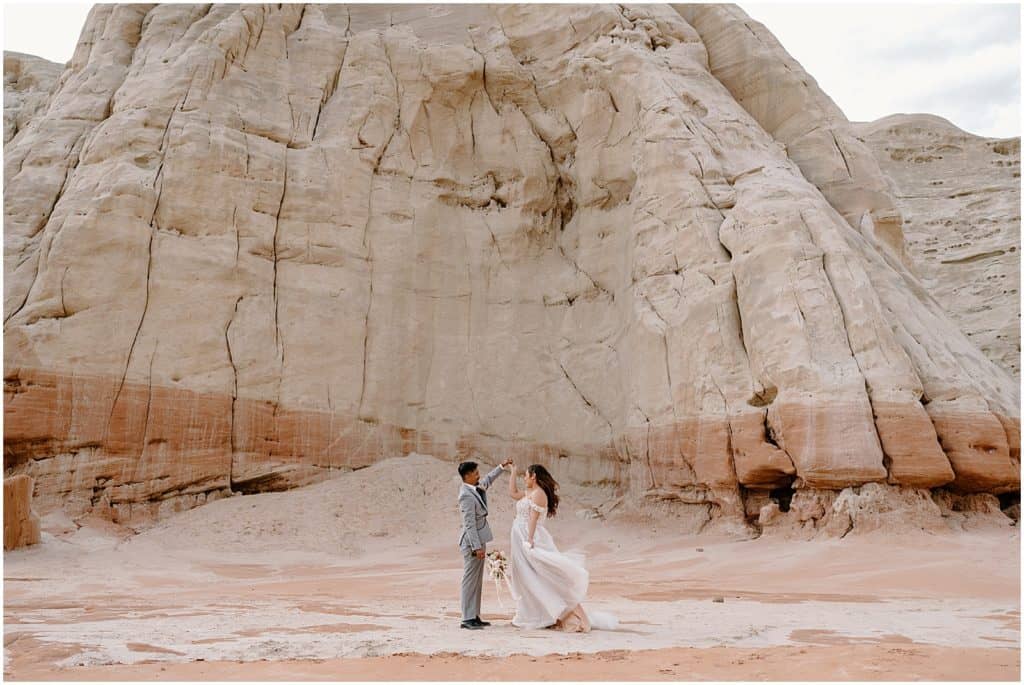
460, 620, 484, 630
471, 617, 491, 626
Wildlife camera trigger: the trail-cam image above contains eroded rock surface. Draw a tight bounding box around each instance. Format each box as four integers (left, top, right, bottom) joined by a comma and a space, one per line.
3, 51, 63, 144
854, 114, 1021, 380
675, 4, 910, 269
3, 4, 1019, 528
753, 482, 1015, 539
4, 475, 42, 550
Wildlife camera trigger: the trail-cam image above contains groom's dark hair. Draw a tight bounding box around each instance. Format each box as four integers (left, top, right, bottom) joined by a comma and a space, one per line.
458, 461, 478, 480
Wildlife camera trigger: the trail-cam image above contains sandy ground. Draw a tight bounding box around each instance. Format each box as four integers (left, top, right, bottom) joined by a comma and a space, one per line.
3, 455, 1021, 680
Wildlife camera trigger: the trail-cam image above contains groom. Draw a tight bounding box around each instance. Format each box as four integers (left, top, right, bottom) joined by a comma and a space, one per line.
457, 459, 511, 630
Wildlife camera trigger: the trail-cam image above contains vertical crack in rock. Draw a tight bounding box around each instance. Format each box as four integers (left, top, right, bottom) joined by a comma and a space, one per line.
465, 366, 484, 428
42, 143, 83, 237
293, 4, 307, 36
840, 223, 992, 467
830, 131, 853, 179
231, 206, 239, 265
311, 93, 325, 141
762, 411, 781, 448
239, 111, 251, 174
463, 228, 484, 429
691, 150, 705, 178
476, 51, 499, 115
464, 33, 511, 123
281, 7, 308, 146
707, 362, 740, 485
557, 360, 613, 437
799, 211, 887, 473
358, 35, 401, 420
701, 163, 795, 472
5, 141, 84, 325
356, 252, 374, 419
642, 415, 658, 490
108, 96, 181, 426
821, 251, 885, 455
727, 283, 756, 381
481, 214, 509, 271
272, 146, 287, 356
311, 55, 337, 144
838, 515, 855, 539
692, 116, 724, 153
58, 267, 70, 318
121, 5, 156, 85
244, 6, 267, 57
712, 299, 773, 479
4, 250, 39, 323
468, 92, 477, 155
788, 268, 809, 331
225, 296, 242, 462
864, 285, 964, 476
141, 341, 158, 449
642, 294, 678, 419
109, 227, 155, 424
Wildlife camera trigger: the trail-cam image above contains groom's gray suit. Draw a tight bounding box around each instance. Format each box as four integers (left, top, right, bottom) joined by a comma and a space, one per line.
458, 464, 505, 622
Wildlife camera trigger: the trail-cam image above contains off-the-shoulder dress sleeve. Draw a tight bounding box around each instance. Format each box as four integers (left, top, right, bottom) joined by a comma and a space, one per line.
527, 500, 547, 514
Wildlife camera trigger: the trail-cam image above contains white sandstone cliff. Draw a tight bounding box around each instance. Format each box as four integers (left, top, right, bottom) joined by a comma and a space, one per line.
3, 4, 1019, 529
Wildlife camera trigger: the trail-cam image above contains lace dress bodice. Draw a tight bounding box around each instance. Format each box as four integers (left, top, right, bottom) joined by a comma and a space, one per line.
515, 494, 547, 526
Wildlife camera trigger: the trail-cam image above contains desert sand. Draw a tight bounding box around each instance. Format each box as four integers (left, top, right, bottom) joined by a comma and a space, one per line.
3, 455, 1019, 680
4, 4, 1021, 681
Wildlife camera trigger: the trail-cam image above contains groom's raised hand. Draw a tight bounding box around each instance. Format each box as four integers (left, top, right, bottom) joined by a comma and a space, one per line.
500, 459, 514, 471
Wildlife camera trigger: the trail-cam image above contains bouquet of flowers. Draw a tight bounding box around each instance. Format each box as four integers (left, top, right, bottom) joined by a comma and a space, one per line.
486, 549, 513, 607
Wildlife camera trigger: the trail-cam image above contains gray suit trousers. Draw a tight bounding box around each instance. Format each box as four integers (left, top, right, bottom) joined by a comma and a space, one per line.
460, 545, 485, 621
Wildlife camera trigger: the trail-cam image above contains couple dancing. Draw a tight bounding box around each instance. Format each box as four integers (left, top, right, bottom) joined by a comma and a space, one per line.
457, 459, 617, 632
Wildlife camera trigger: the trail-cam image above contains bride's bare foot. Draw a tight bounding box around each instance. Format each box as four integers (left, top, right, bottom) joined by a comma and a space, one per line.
554, 605, 591, 633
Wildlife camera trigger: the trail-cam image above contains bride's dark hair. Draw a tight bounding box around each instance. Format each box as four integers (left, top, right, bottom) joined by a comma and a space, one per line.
527, 464, 559, 517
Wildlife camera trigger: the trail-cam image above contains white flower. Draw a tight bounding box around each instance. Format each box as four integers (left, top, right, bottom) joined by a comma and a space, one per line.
486, 550, 509, 581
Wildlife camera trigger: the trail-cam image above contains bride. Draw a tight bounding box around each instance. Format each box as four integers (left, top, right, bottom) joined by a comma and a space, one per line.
505, 461, 617, 632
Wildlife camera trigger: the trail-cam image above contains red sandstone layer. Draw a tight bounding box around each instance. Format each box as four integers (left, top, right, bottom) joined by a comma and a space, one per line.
4, 366, 1019, 523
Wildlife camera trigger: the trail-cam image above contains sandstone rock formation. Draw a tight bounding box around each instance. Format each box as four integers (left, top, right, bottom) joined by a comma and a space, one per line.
4, 474, 42, 550
675, 4, 910, 269
3, 52, 62, 145
3, 4, 1019, 529
853, 114, 1021, 380
752, 481, 1016, 539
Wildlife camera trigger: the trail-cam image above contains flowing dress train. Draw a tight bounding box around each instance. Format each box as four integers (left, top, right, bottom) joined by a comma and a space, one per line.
508, 494, 618, 632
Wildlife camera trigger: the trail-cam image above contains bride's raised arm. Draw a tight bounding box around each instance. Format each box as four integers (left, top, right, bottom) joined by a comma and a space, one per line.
508, 462, 525, 500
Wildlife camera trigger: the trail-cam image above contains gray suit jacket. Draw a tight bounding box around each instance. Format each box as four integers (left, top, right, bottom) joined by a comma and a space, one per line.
458, 465, 505, 551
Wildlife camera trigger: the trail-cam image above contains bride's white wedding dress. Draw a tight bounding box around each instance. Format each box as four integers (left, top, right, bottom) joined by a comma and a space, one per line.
508, 493, 618, 631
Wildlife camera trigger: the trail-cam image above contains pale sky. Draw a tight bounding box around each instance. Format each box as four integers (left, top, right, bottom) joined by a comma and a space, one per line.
741, 2, 1021, 137
2, 1, 1020, 138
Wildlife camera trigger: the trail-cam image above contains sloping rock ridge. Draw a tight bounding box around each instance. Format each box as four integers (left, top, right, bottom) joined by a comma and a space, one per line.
853, 113, 1020, 380
3, 3, 1019, 528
